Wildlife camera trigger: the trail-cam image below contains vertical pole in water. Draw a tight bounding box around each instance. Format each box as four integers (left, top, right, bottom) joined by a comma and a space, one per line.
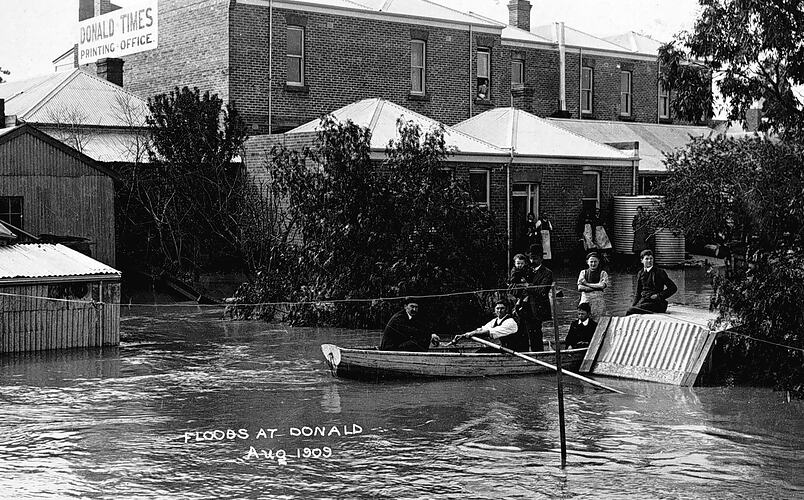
551, 284, 567, 468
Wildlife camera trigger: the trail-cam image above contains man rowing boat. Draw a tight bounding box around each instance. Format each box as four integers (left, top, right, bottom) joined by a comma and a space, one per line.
452, 300, 529, 352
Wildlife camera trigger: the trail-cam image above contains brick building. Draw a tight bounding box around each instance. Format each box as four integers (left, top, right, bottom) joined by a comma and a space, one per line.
73, 0, 699, 132
245, 99, 636, 257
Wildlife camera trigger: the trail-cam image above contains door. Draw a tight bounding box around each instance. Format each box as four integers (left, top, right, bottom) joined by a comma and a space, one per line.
512, 183, 539, 254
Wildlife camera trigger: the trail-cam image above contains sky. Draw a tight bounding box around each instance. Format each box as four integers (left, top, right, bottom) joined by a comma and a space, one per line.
0, 0, 701, 83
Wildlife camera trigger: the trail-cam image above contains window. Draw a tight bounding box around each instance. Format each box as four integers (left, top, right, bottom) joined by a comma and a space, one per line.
411, 40, 426, 95
581, 67, 593, 114
582, 172, 600, 212
477, 49, 490, 99
658, 83, 669, 119
511, 58, 523, 89
287, 26, 304, 85
0, 196, 22, 229
469, 169, 490, 208
620, 70, 632, 116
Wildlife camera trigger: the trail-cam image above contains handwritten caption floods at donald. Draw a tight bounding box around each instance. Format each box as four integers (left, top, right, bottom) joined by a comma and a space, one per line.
183, 424, 363, 465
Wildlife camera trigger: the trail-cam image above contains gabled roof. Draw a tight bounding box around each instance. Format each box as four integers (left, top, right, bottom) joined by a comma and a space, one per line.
604, 31, 665, 56
0, 124, 122, 181
0, 69, 148, 128
454, 108, 634, 163
276, 0, 502, 29
0, 243, 120, 282
547, 118, 714, 172
288, 98, 507, 158
532, 23, 633, 53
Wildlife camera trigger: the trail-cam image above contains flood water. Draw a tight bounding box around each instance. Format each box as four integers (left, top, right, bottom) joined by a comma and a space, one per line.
1, 266, 802, 499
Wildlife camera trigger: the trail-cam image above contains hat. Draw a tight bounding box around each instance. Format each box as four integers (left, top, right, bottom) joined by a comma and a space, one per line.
586, 251, 600, 260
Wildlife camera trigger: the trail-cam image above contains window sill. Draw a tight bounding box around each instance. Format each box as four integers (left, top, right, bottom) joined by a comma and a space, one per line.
407, 93, 431, 102
580, 113, 596, 120
284, 84, 309, 93
510, 86, 525, 96
474, 98, 494, 106
658, 117, 673, 124
617, 114, 634, 122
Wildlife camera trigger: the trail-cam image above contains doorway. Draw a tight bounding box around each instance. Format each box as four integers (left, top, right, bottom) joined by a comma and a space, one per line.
512, 183, 539, 255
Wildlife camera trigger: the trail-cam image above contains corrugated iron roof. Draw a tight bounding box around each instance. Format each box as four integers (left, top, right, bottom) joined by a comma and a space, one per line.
604, 31, 665, 55
533, 23, 631, 52
548, 118, 714, 172
454, 108, 634, 161
0, 69, 148, 128
289, 98, 506, 157
502, 25, 553, 45
279, 0, 502, 28
0, 244, 120, 281
38, 126, 150, 163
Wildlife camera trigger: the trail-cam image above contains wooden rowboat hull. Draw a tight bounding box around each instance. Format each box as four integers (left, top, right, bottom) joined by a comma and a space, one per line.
321, 344, 587, 380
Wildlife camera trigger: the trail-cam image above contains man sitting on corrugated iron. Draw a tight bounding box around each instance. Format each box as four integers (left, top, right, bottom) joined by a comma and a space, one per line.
626, 249, 678, 315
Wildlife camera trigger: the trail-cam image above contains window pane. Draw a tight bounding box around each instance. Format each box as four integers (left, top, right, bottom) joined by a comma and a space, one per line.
477, 50, 489, 78
620, 71, 630, 90
288, 28, 302, 56
582, 68, 591, 89
10, 197, 21, 213
469, 171, 488, 204
411, 41, 424, 66
511, 60, 523, 86
287, 57, 301, 83
582, 173, 598, 198
411, 68, 423, 92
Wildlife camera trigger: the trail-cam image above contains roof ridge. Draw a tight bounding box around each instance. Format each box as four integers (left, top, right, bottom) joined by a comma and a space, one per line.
376, 98, 506, 153
23, 70, 82, 120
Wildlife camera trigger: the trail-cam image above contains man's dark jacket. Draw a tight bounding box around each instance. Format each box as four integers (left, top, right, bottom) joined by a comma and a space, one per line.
379, 310, 430, 351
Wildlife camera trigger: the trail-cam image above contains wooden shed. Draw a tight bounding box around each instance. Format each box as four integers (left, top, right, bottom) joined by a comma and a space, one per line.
0, 124, 118, 266
0, 242, 121, 353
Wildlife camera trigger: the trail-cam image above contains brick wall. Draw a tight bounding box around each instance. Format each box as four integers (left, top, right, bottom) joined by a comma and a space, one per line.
244, 131, 632, 258
119, 0, 231, 102
231, 4, 505, 132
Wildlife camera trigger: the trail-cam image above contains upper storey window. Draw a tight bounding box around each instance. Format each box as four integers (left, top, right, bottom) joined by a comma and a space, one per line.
581, 67, 593, 114
658, 84, 670, 119
477, 48, 490, 99
287, 26, 304, 85
511, 58, 523, 89
411, 40, 426, 95
620, 70, 632, 116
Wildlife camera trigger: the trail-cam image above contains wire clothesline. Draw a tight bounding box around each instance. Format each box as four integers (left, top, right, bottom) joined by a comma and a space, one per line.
1, 285, 802, 353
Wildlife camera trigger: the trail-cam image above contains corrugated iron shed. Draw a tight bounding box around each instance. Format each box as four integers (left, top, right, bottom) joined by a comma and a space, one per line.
0, 244, 120, 283
580, 306, 720, 386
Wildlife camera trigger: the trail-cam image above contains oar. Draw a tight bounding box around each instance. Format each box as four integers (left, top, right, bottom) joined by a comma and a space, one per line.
466, 335, 624, 394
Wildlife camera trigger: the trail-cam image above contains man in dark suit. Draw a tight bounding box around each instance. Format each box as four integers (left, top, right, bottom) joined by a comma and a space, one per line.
379, 298, 439, 351
528, 247, 553, 351
626, 249, 678, 315
565, 302, 597, 349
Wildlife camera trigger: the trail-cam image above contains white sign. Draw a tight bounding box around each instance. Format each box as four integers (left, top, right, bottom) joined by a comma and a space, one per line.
78, 0, 159, 65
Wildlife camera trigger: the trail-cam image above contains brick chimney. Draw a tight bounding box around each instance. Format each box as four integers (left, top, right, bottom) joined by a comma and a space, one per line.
97, 58, 124, 86
508, 0, 532, 31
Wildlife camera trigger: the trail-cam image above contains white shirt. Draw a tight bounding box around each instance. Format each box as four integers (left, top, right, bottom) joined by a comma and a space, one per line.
579, 318, 589, 327
481, 316, 518, 339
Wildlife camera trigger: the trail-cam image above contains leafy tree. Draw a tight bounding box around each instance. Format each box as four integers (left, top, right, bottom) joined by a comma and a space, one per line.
659, 0, 804, 138
656, 135, 804, 396
233, 117, 506, 329
119, 86, 249, 278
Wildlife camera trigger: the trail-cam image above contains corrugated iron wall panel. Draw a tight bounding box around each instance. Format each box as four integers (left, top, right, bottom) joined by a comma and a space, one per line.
0, 134, 116, 266
582, 315, 717, 386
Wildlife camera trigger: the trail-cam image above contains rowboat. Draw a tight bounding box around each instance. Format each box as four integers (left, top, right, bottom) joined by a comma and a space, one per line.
320, 343, 587, 380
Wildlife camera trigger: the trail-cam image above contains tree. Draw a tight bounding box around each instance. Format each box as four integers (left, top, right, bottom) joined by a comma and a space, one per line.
120, 86, 249, 277
659, 0, 804, 138
656, 135, 804, 396
233, 117, 506, 329
0, 67, 9, 83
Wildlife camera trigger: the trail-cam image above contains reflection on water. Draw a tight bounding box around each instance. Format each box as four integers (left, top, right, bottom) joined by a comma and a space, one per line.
0, 268, 802, 499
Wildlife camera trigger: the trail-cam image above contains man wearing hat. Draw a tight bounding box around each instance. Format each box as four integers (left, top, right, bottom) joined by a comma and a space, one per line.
528, 244, 553, 351
626, 249, 678, 315
379, 298, 440, 351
